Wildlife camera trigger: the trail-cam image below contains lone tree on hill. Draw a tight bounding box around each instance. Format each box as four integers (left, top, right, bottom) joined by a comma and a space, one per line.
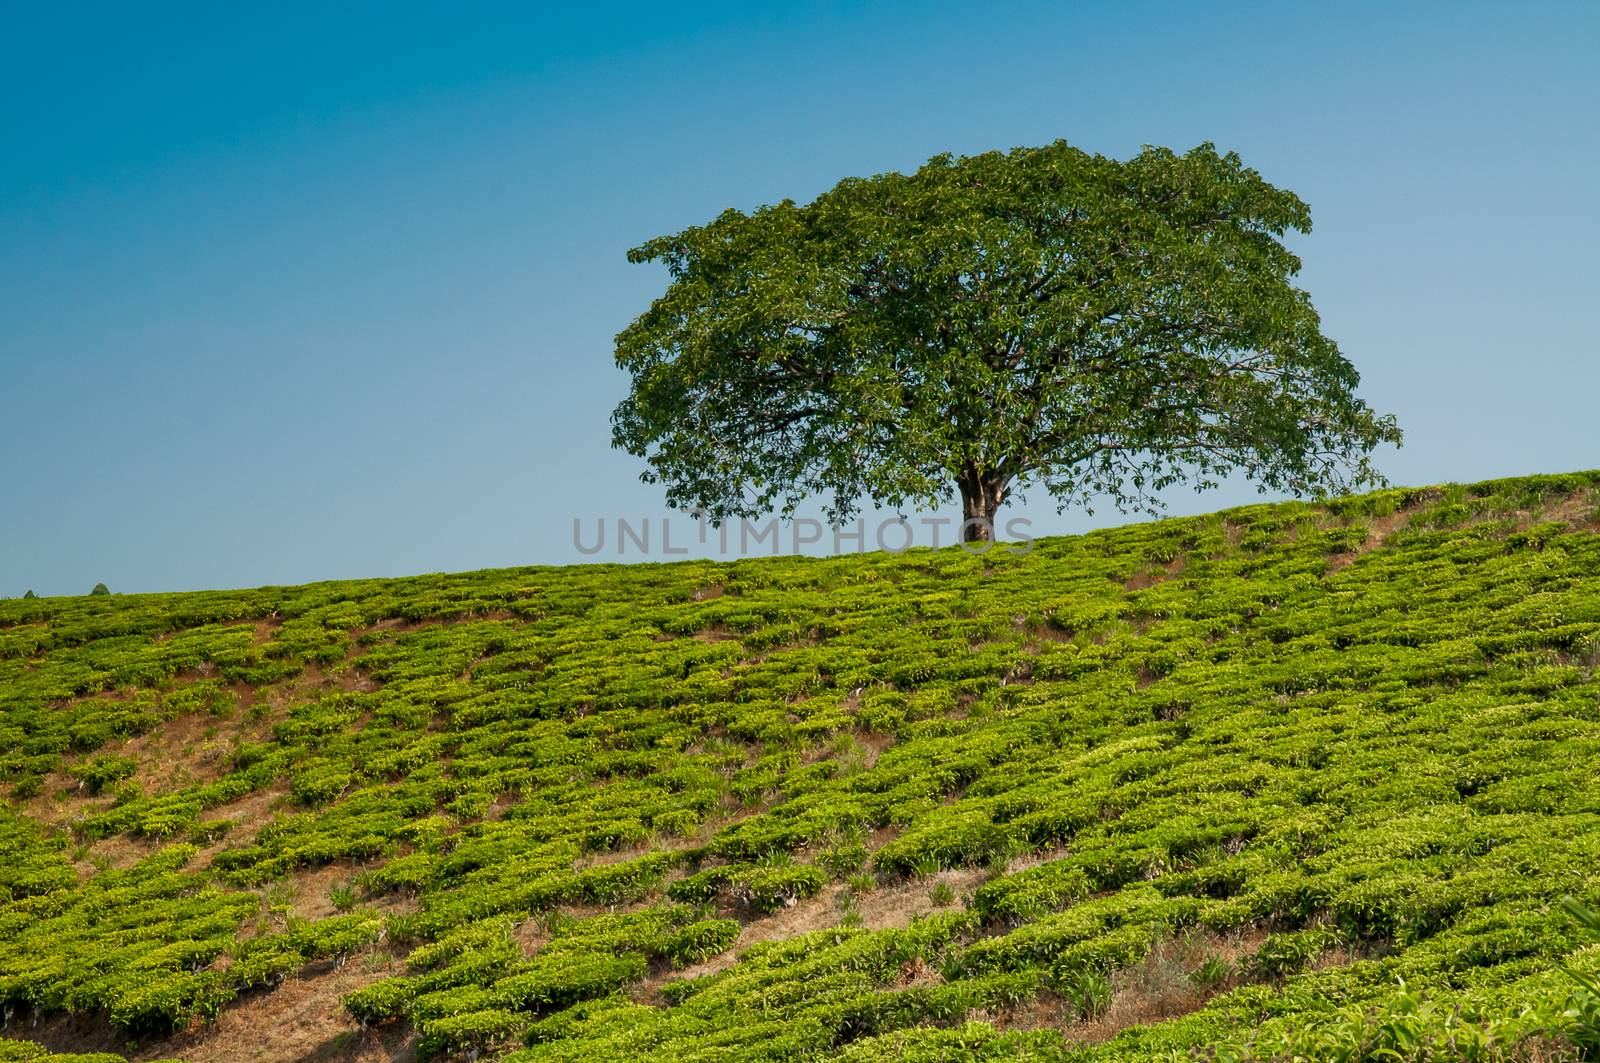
90, 583, 110, 596
613, 141, 1401, 542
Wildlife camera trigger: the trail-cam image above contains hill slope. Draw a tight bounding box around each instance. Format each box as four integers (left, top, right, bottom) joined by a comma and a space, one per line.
5, 473, 1600, 1062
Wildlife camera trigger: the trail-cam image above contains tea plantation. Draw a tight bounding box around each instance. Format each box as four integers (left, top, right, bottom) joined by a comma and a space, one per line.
6, 472, 1600, 1061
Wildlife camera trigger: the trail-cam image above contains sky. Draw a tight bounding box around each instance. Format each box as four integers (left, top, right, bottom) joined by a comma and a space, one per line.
2, 1, 1596, 596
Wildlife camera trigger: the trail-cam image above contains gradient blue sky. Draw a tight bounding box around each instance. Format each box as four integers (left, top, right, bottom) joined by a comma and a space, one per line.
3, 1, 1596, 596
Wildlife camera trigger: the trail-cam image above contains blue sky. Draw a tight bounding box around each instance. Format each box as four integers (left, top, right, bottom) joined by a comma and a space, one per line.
2, 1, 1596, 595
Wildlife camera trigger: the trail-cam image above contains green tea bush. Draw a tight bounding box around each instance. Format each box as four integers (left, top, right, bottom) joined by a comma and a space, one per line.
5, 472, 1600, 1058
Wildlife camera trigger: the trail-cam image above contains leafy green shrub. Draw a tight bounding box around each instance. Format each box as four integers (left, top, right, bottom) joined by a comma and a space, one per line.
68, 753, 137, 793
6, 472, 1600, 1059
344, 977, 417, 1024
734, 861, 829, 912
659, 918, 740, 965
1059, 965, 1113, 1021
417, 1007, 525, 1058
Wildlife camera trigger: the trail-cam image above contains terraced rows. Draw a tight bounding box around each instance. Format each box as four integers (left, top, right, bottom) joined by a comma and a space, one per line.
4, 472, 1600, 1061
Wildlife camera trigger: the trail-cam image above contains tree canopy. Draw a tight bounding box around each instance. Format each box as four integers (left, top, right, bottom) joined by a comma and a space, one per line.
612, 140, 1400, 541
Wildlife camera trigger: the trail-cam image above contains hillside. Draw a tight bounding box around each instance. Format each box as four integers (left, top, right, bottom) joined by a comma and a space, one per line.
5, 472, 1600, 1062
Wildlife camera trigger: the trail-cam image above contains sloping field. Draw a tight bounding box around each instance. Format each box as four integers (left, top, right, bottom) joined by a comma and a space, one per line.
5, 473, 1600, 1062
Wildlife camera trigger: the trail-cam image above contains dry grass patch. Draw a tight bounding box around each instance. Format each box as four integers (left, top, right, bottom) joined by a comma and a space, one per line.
10, 947, 412, 1063
994, 926, 1272, 1043
1326, 507, 1415, 571
1124, 556, 1187, 592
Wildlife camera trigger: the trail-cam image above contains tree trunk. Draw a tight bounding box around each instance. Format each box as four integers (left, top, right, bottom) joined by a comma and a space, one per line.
958, 474, 1009, 544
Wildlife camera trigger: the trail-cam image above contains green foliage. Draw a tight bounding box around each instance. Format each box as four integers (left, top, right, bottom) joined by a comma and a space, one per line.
1190, 954, 1233, 993
613, 140, 1399, 533
1243, 929, 1336, 980
67, 752, 137, 794
2, 473, 1600, 1059
344, 976, 417, 1024
0, 1040, 181, 1063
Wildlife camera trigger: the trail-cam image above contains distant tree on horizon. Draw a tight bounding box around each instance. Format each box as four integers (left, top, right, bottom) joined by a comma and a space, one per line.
22, 590, 36, 599
90, 583, 110, 596
612, 140, 1401, 542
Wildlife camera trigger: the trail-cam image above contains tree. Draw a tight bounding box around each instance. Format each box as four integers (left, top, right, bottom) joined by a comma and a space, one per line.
22, 590, 35, 599
613, 141, 1401, 543
90, 583, 110, 596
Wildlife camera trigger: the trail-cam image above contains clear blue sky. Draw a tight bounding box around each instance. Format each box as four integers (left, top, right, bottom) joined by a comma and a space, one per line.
2, 1, 1596, 596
